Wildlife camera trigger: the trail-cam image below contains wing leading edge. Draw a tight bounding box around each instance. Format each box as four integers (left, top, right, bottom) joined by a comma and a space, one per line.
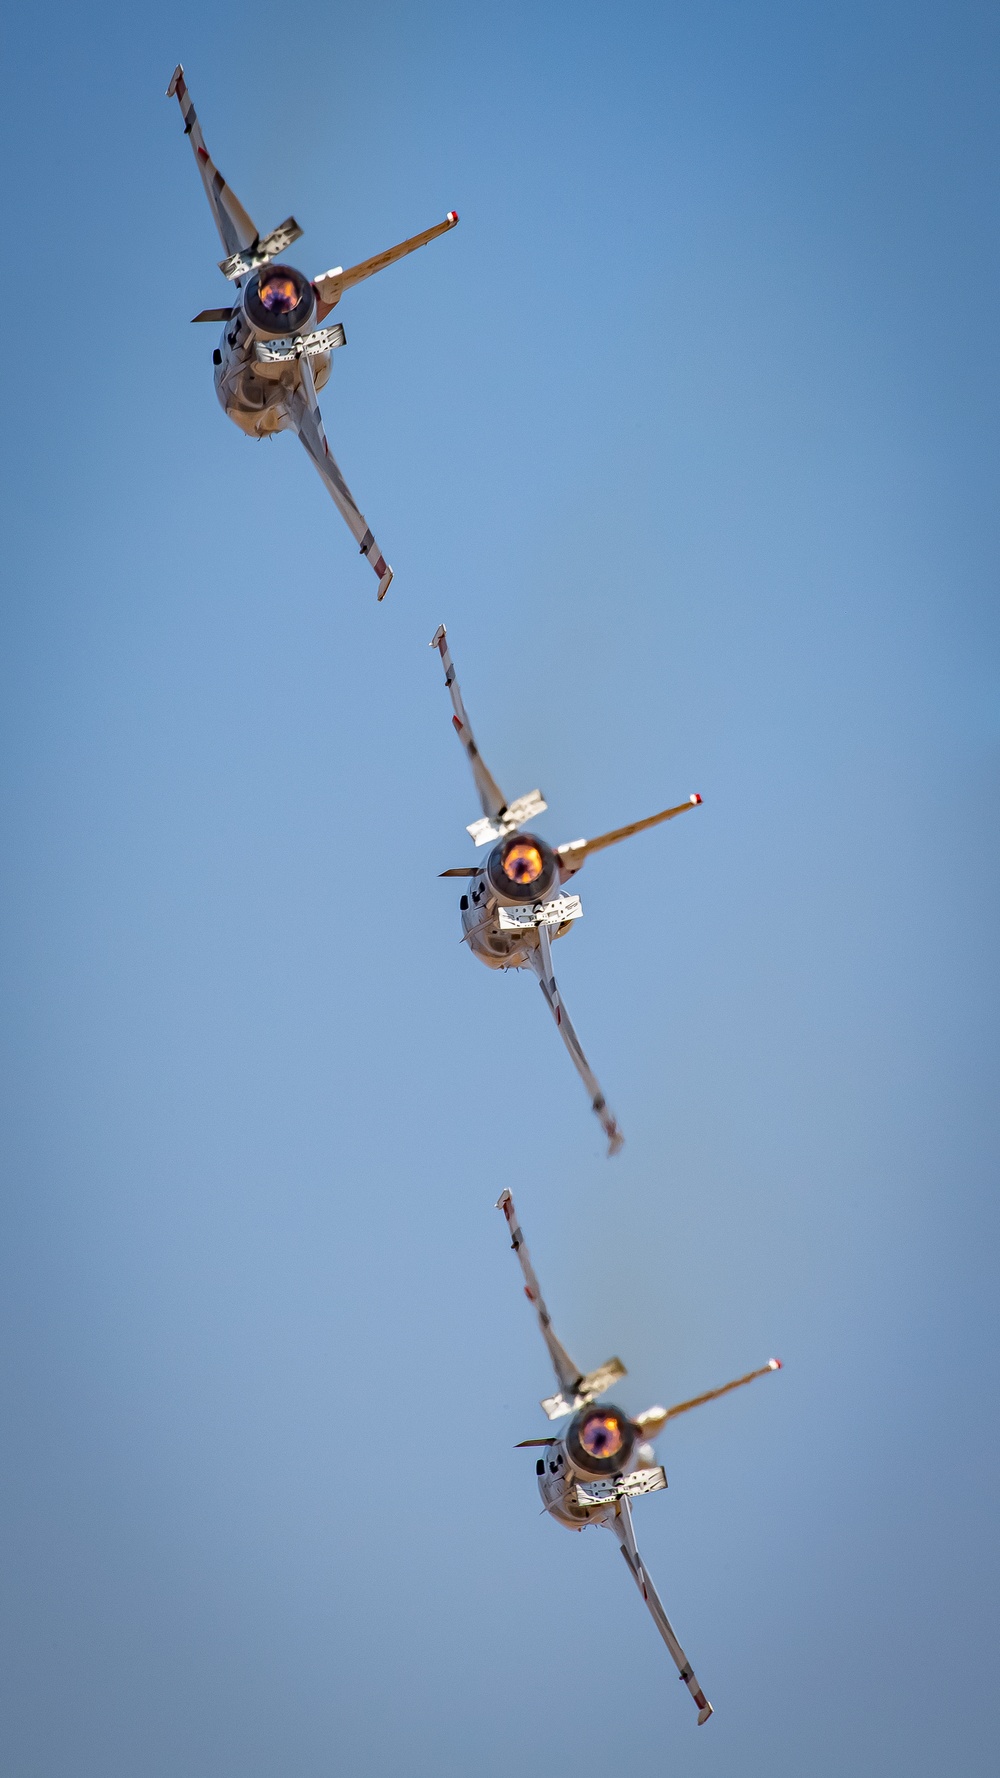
497, 1189, 626, 1418
634, 1359, 782, 1441
557, 795, 702, 876
431, 624, 508, 821
166, 66, 259, 262
315, 213, 459, 316
430, 625, 547, 842
281, 352, 393, 599
531, 922, 623, 1156
611, 1497, 713, 1725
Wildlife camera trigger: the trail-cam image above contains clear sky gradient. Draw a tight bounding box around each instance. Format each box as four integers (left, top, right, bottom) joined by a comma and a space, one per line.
0, 3, 997, 1774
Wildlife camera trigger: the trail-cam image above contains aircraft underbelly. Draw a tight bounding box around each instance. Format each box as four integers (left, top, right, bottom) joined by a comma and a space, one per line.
215, 339, 332, 439
536, 1448, 600, 1530
463, 909, 574, 971
464, 911, 533, 971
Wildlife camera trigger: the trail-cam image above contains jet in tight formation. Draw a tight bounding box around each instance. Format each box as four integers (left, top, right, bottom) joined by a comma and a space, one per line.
432, 624, 702, 1153
498, 1189, 781, 1723
164, 62, 785, 1732
167, 65, 458, 600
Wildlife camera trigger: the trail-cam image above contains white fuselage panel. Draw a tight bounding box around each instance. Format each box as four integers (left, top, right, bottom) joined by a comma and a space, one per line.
460, 870, 576, 971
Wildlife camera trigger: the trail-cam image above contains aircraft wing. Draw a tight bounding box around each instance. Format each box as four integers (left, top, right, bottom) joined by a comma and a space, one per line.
166, 66, 260, 263
557, 795, 702, 876
634, 1359, 781, 1442
497, 1190, 584, 1405
610, 1497, 713, 1725
314, 213, 458, 314
497, 1189, 626, 1419
281, 352, 393, 599
530, 923, 623, 1156
430, 625, 508, 821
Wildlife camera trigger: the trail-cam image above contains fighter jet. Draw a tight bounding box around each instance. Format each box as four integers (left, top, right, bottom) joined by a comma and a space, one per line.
431, 624, 702, 1153
167, 65, 459, 599
498, 1188, 781, 1723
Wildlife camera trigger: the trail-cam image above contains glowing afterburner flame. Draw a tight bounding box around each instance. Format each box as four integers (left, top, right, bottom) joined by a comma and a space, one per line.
258, 273, 300, 314
502, 841, 545, 886
579, 1411, 626, 1460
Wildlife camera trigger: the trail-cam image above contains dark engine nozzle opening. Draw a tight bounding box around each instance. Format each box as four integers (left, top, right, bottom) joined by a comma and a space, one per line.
565, 1404, 637, 1477
241, 264, 316, 337
485, 831, 558, 904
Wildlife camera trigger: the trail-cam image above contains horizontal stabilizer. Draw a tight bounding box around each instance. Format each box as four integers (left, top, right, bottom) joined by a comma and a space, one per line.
468, 789, 547, 847
255, 323, 346, 363
191, 306, 235, 323
540, 1355, 627, 1420
498, 893, 582, 932
539, 1392, 576, 1422
576, 1466, 667, 1507
220, 216, 303, 281
579, 1357, 629, 1399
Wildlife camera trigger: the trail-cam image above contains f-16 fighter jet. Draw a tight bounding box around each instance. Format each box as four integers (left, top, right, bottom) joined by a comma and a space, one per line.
167, 65, 459, 599
498, 1188, 781, 1723
432, 624, 702, 1153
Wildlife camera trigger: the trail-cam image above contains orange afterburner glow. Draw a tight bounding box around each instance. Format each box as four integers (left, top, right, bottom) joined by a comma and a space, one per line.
259, 273, 300, 314
579, 1412, 626, 1460
502, 841, 545, 886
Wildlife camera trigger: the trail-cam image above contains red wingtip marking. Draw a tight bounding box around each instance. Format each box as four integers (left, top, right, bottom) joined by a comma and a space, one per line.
448, 210, 459, 222
691, 792, 703, 804
770, 1358, 783, 1370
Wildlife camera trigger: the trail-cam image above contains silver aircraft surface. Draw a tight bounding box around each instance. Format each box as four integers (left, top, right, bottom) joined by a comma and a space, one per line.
432, 624, 702, 1153
498, 1188, 781, 1723
167, 65, 458, 599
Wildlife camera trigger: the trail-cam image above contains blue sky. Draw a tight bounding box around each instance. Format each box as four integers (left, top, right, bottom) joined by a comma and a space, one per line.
0, 2, 997, 1773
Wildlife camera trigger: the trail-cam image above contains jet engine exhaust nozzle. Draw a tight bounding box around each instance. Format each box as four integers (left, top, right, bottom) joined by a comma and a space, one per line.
565, 1404, 638, 1478
485, 831, 558, 905
241, 264, 316, 337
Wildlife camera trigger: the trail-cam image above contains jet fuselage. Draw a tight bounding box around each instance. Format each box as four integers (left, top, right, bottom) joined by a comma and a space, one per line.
535, 1403, 662, 1531
458, 828, 576, 970
212, 263, 333, 439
